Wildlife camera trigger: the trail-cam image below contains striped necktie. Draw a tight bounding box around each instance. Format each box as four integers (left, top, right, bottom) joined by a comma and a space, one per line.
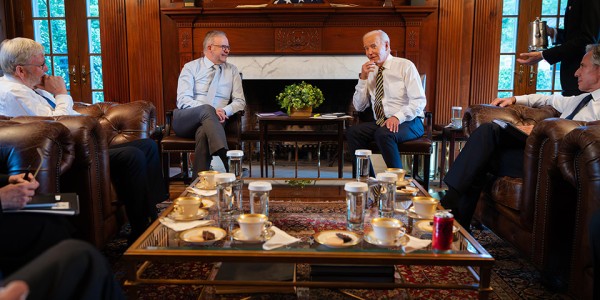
564, 94, 593, 120
374, 66, 385, 125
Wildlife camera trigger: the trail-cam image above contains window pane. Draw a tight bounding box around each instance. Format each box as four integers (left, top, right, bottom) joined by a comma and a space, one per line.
542, 17, 558, 29
88, 19, 102, 54
498, 55, 515, 90
53, 55, 69, 89
498, 91, 513, 98
541, 0, 558, 15
32, 0, 48, 18
502, 0, 519, 15
554, 62, 562, 90
92, 92, 104, 103
501, 18, 518, 53
87, 0, 100, 17
559, 0, 567, 16
48, 0, 65, 17
50, 20, 68, 54
33, 20, 50, 51
536, 60, 554, 90
558, 17, 564, 29
90, 55, 103, 90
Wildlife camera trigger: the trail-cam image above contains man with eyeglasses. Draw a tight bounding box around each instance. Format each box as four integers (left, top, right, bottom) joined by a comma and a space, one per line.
174, 30, 246, 175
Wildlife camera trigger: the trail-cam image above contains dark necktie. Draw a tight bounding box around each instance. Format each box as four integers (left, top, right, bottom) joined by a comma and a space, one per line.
564, 94, 593, 120
35, 90, 56, 109
374, 66, 385, 125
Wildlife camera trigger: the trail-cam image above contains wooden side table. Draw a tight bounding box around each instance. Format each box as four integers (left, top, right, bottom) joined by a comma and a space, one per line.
438, 126, 466, 187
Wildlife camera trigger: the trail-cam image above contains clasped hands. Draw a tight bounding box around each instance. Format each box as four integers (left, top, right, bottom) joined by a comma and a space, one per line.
0, 173, 39, 211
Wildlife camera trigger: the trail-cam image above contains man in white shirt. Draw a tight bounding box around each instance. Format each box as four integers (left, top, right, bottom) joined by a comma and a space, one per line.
346, 30, 427, 177
174, 30, 246, 175
441, 44, 600, 231
0, 37, 166, 242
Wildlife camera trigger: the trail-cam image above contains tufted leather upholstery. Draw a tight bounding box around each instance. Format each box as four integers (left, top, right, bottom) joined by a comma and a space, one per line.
557, 124, 600, 299
464, 104, 596, 289
3, 101, 157, 247
0, 121, 74, 193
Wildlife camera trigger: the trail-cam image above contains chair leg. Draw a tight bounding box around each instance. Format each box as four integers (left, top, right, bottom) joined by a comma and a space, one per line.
412, 155, 420, 183
161, 150, 171, 194
423, 154, 431, 191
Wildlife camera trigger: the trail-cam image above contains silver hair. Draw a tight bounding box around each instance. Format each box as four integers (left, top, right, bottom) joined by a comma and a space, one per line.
585, 44, 600, 66
203, 30, 227, 51
0, 38, 44, 76
363, 30, 391, 47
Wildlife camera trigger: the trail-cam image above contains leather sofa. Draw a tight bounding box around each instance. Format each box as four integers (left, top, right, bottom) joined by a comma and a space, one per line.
557, 124, 600, 299
462, 104, 588, 279
4, 101, 157, 247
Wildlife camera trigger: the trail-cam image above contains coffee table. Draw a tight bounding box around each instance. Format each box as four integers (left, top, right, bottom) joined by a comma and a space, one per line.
123, 179, 494, 299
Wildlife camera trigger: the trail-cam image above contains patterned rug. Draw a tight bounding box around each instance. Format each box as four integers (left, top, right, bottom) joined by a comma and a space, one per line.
104, 201, 574, 299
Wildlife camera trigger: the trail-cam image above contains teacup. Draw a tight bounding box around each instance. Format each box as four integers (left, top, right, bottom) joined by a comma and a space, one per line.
412, 196, 439, 218
174, 196, 202, 218
237, 213, 272, 240
385, 168, 407, 184
198, 170, 219, 189
371, 217, 406, 243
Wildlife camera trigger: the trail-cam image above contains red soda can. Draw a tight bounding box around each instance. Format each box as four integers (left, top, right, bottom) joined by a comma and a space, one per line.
432, 210, 454, 251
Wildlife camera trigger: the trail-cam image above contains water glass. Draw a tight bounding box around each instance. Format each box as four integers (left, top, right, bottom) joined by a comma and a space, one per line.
248, 181, 272, 216
215, 173, 241, 220
227, 150, 244, 180
355, 149, 372, 182
376, 172, 397, 217
345, 181, 368, 231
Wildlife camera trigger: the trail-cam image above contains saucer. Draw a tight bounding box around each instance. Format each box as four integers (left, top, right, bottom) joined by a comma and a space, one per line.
407, 207, 435, 220
397, 186, 418, 196
180, 226, 226, 245
231, 228, 274, 243
415, 220, 459, 233
396, 180, 411, 187
314, 230, 361, 248
364, 231, 409, 247
168, 208, 208, 221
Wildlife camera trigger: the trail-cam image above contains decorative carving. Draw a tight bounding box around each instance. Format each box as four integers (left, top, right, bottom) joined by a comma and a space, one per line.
408, 30, 417, 48
181, 31, 191, 50
275, 28, 321, 52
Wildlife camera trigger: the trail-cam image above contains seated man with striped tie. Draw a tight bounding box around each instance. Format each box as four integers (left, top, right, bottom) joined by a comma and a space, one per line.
0, 37, 166, 243
174, 30, 245, 175
346, 30, 427, 177
441, 43, 600, 231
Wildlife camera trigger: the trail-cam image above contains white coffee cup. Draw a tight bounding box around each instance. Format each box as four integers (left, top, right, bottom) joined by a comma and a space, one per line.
237, 213, 272, 240
385, 168, 407, 184
412, 196, 439, 218
198, 170, 219, 189
174, 197, 202, 217
371, 217, 406, 243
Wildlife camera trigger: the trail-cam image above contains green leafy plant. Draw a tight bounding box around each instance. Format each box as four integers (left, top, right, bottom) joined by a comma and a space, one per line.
276, 81, 325, 114
285, 179, 315, 188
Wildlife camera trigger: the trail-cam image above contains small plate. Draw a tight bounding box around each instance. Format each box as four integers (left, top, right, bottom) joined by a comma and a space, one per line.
396, 180, 411, 187
168, 208, 208, 221
314, 230, 361, 248
231, 228, 274, 243
407, 207, 435, 220
415, 220, 459, 233
364, 231, 409, 247
397, 186, 419, 196
180, 226, 226, 245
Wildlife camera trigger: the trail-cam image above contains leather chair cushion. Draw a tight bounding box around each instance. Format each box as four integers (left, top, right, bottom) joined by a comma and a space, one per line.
491, 176, 523, 211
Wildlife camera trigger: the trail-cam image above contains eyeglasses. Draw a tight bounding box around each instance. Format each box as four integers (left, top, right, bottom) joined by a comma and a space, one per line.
211, 44, 231, 51
19, 61, 46, 69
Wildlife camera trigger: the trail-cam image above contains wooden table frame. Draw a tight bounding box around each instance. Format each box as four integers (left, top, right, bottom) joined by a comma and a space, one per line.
257, 116, 347, 178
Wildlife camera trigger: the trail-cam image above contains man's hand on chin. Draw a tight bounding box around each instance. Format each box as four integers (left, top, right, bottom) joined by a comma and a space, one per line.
35, 75, 68, 96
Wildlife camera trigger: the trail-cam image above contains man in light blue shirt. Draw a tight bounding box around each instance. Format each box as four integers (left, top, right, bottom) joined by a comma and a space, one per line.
174, 30, 246, 175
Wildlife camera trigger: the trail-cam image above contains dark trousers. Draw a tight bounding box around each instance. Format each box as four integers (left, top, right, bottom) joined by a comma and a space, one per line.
0, 214, 73, 277
443, 122, 525, 228
109, 138, 165, 238
173, 105, 228, 175
5, 239, 124, 300
345, 117, 423, 176
590, 210, 600, 299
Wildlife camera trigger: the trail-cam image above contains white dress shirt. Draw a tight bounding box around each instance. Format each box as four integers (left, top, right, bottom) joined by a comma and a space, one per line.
515, 88, 600, 121
0, 75, 79, 117
176, 56, 246, 116
352, 55, 426, 124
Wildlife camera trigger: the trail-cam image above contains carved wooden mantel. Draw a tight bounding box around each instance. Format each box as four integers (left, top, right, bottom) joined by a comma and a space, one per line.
162, 5, 436, 69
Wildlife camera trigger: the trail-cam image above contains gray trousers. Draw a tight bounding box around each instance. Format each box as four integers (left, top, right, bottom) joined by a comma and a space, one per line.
173, 104, 227, 174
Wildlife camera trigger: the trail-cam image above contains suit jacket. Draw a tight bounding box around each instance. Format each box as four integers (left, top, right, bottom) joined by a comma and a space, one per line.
543, 0, 600, 96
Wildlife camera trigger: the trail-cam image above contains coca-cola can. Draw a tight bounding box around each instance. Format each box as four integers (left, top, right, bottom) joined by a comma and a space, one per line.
432, 210, 454, 251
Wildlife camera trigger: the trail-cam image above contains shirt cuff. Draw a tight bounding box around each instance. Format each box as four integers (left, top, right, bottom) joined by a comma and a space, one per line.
514, 95, 528, 105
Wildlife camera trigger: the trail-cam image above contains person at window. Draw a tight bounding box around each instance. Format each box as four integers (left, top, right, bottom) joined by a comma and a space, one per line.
442, 44, 600, 230
346, 30, 426, 176
0, 239, 124, 300
517, 0, 600, 96
0, 37, 166, 242
174, 30, 245, 175
0, 173, 73, 277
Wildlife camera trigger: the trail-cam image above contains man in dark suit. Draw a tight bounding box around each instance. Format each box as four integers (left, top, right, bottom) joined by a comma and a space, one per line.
517, 0, 600, 96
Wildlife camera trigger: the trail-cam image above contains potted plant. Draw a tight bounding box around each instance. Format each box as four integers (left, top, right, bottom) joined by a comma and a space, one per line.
276, 81, 325, 117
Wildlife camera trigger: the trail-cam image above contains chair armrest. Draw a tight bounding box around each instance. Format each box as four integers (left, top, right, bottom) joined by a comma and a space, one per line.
463, 104, 560, 137
225, 110, 245, 148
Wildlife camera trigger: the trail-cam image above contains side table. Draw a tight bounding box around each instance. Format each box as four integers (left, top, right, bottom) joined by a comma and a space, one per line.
439, 126, 467, 187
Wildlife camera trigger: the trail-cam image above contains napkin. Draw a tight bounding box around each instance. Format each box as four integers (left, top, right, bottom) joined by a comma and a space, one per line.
403, 234, 431, 253
263, 226, 300, 250
159, 218, 213, 232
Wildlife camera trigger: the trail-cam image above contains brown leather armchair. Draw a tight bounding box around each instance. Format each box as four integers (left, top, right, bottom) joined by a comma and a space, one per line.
557, 123, 600, 299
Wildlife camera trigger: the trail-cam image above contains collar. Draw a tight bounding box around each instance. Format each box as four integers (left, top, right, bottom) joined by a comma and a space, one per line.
591, 88, 600, 102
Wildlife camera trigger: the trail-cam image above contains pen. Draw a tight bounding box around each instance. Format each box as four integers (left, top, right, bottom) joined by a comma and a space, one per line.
23, 165, 31, 181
